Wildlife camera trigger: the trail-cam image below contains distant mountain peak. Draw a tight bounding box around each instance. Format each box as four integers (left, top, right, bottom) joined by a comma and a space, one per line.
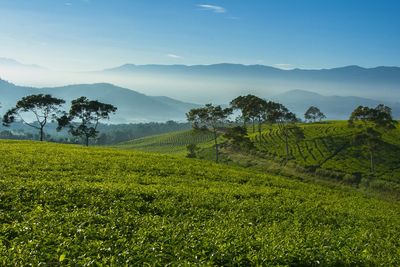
278, 89, 323, 97
0, 57, 45, 69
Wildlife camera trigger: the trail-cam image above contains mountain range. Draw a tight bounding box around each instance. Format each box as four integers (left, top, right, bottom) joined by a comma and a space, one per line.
1, 58, 400, 104
0, 80, 198, 123
1, 78, 399, 122
1, 58, 400, 121
99, 63, 400, 103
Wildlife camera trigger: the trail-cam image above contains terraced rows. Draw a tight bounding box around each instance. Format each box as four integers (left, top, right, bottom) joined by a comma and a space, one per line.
113, 122, 400, 187
114, 130, 216, 154
251, 122, 356, 167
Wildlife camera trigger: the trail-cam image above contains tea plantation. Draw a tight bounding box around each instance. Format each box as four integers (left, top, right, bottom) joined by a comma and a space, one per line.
115, 121, 400, 194
114, 129, 216, 155
250, 121, 400, 190
1, 140, 400, 265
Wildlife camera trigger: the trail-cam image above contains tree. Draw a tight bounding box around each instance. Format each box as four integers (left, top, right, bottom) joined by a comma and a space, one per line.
304, 106, 326, 123
230, 95, 250, 127
3, 94, 65, 141
57, 97, 117, 146
223, 126, 254, 151
348, 104, 397, 173
230, 94, 268, 135
186, 104, 232, 162
266, 102, 302, 158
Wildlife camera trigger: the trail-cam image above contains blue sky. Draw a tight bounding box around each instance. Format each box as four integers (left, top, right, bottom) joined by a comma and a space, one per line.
0, 0, 399, 71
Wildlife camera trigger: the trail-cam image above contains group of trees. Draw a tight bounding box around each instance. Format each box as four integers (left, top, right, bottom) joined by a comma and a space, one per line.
187, 94, 397, 177
2, 94, 117, 146
348, 104, 397, 173
187, 95, 308, 162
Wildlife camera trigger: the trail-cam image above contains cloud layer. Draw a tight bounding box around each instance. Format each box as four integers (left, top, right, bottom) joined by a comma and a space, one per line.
166, 54, 182, 59
197, 4, 226, 13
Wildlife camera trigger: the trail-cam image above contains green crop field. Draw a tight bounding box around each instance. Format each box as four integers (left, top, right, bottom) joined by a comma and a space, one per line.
1, 140, 400, 265
113, 129, 216, 155
250, 121, 400, 190
115, 121, 400, 193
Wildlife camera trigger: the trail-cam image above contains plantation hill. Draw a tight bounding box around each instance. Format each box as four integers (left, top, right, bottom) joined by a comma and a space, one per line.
0, 140, 400, 265
114, 121, 400, 195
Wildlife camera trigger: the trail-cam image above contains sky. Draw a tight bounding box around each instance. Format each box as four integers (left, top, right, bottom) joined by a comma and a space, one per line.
0, 0, 399, 71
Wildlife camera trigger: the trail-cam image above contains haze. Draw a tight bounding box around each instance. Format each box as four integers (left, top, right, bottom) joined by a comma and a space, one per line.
1, 0, 400, 103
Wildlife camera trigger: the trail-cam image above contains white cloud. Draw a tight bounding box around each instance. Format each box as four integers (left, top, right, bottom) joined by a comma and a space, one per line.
166, 54, 182, 59
197, 4, 226, 13
275, 63, 294, 70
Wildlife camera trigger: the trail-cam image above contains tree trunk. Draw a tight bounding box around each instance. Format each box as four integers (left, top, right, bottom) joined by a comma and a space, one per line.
258, 118, 262, 141
85, 136, 90, 147
285, 132, 289, 158
213, 129, 219, 163
369, 149, 374, 174
252, 120, 255, 133
40, 127, 44, 141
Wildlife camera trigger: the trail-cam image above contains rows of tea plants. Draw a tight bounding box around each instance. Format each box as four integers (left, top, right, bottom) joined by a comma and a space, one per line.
0, 140, 400, 265
113, 130, 216, 154
250, 121, 400, 185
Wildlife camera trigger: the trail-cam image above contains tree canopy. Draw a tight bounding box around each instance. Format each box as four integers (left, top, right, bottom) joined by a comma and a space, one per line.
304, 106, 326, 123
348, 104, 397, 173
230, 94, 267, 134
186, 104, 232, 162
3, 94, 65, 141
57, 97, 117, 146
265, 102, 302, 157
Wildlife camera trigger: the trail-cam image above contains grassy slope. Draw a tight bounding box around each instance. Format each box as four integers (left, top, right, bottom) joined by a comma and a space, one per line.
114, 121, 400, 192
1, 140, 400, 265
250, 121, 400, 186
113, 129, 217, 155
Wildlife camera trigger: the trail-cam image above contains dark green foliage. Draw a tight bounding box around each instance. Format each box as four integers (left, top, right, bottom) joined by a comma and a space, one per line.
2, 94, 65, 141
230, 94, 268, 135
58, 97, 117, 146
348, 104, 397, 173
186, 104, 232, 162
304, 106, 326, 122
224, 126, 254, 151
186, 143, 199, 158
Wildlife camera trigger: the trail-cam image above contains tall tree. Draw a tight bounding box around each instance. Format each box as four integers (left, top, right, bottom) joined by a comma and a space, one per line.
348, 104, 397, 173
304, 106, 326, 123
186, 104, 232, 163
57, 97, 117, 146
3, 94, 65, 141
230, 94, 267, 134
230, 95, 249, 127
266, 102, 302, 158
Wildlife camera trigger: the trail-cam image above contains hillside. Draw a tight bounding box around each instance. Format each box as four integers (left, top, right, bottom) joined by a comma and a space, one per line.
249, 121, 400, 189
0, 79, 198, 123
114, 129, 216, 155
1, 140, 400, 265
113, 121, 400, 194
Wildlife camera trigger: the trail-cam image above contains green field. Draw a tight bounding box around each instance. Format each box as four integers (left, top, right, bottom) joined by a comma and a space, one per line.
114, 129, 216, 155
114, 121, 400, 194
1, 140, 400, 265
250, 121, 400, 190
